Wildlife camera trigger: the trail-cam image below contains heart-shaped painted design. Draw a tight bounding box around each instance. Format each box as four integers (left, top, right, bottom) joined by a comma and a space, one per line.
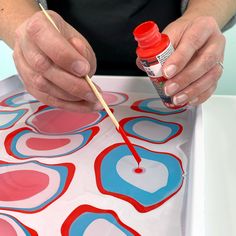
26, 106, 108, 135
5, 127, 99, 159
0, 213, 38, 235
61, 205, 140, 236
131, 98, 185, 115
102, 91, 128, 106
0, 160, 74, 213
95, 144, 184, 212
119, 116, 183, 144
0, 109, 27, 130
0, 92, 38, 107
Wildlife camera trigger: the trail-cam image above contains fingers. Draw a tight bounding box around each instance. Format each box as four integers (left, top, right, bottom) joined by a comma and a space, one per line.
29, 90, 98, 112
14, 41, 80, 101
169, 64, 222, 106
19, 34, 99, 102
24, 11, 91, 76
19, 18, 97, 102
189, 85, 217, 106
69, 36, 97, 77
160, 16, 226, 107
13, 41, 99, 112
19, 32, 52, 74
164, 35, 225, 97
43, 66, 99, 102
14, 10, 101, 110
163, 17, 221, 78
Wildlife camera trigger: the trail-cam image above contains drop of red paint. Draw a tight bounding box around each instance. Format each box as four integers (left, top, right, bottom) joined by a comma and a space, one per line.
134, 167, 144, 174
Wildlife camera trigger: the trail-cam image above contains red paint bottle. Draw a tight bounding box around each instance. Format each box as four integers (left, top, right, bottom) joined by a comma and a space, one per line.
133, 21, 184, 109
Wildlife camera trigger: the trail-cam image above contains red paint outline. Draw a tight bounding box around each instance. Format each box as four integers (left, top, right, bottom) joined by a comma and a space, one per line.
131, 99, 186, 115
4, 126, 99, 160
119, 116, 183, 144
0, 160, 75, 214
61, 204, 140, 236
94, 143, 184, 213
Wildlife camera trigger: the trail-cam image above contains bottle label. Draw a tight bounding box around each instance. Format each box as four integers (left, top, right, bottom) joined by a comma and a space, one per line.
140, 43, 174, 107
156, 43, 174, 65
142, 63, 162, 78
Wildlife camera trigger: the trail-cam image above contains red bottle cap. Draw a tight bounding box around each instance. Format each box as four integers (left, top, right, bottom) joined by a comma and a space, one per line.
133, 21, 161, 48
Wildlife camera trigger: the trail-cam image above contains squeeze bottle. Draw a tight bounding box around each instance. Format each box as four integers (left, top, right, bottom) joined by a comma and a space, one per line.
133, 21, 185, 109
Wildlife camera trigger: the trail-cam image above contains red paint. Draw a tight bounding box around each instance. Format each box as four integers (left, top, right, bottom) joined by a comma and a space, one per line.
133, 21, 186, 109
61, 205, 141, 236
134, 167, 144, 174
31, 109, 101, 134
0, 170, 49, 201
95, 143, 184, 213
0, 219, 17, 236
118, 126, 141, 165
26, 137, 70, 150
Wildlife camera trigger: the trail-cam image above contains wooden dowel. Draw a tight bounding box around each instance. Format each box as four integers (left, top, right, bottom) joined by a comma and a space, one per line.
38, 3, 142, 165
39, 4, 60, 32
85, 75, 120, 128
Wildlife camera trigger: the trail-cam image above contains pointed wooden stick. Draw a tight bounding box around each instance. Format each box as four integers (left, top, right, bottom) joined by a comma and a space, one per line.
39, 3, 121, 129
38, 3, 142, 164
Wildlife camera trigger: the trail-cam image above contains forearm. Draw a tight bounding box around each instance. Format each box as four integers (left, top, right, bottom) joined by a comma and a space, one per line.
183, 0, 236, 29
0, 0, 40, 48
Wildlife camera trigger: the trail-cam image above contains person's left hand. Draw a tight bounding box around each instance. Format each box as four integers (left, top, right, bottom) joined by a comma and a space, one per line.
161, 16, 225, 106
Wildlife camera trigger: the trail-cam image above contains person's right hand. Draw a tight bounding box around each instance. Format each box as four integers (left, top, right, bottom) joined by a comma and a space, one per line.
13, 10, 100, 112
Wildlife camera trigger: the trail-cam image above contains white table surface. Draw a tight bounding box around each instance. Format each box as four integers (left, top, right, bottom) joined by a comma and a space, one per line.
203, 95, 236, 236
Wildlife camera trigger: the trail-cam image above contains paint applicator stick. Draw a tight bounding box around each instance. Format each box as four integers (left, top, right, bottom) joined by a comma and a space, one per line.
38, 3, 142, 166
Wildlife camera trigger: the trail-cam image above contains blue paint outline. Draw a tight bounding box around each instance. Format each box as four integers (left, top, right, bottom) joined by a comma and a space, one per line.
0, 110, 27, 129
99, 145, 183, 206
123, 117, 180, 143
135, 98, 185, 115
3, 92, 38, 107
10, 129, 94, 159
69, 212, 133, 235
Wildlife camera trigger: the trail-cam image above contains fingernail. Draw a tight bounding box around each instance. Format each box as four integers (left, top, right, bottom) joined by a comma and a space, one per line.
72, 60, 89, 76
165, 83, 179, 96
164, 65, 177, 78
173, 94, 188, 105
189, 97, 199, 105
93, 102, 104, 111
84, 92, 98, 102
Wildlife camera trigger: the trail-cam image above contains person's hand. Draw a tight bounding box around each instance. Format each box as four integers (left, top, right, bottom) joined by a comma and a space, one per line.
161, 16, 225, 106
13, 10, 100, 112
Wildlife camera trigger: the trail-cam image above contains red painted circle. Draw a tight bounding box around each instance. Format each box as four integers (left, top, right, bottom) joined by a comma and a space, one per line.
134, 167, 144, 174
